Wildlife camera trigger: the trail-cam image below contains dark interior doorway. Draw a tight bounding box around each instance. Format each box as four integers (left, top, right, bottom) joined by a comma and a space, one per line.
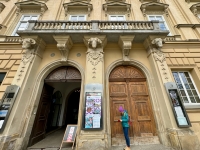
46, 91, 62, 133
65, 88, 80, 125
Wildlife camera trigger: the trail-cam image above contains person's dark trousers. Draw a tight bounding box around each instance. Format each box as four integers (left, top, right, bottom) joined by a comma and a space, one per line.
123, 127, 130, 147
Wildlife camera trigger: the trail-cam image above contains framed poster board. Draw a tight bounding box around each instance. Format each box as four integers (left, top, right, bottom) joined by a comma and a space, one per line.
60, 124, 78, 149
82, 92, 102, 130
0, 85, 20, 132
165, 82, 191, 128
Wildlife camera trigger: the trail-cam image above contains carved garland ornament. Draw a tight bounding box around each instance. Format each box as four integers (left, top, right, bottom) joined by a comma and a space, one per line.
152, 38, 169, 81
87, 37, 103, 66
17, 38, 36, 82
86, 37, 103, 78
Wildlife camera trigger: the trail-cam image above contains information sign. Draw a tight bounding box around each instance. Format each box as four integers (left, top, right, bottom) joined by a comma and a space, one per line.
60, 124, 78, 150
83, 92, 102, 130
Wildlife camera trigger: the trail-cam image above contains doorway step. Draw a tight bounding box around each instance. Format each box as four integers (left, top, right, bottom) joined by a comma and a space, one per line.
112, 144, 174, 150
112, 136, 160, 146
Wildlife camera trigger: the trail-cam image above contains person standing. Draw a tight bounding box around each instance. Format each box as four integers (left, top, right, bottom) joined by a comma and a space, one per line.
118, 106, 131, 150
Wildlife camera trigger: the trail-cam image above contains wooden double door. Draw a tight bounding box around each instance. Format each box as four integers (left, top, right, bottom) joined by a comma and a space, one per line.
109, 66, 156, 139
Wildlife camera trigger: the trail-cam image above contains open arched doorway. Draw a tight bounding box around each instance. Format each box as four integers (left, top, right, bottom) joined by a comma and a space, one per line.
109, 65, 157, 145
28, 66, 81, 147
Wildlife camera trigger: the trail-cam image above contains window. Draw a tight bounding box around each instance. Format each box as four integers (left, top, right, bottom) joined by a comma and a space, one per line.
148, 15, 171, 35
12, 15, 38, 36
70, 15, 86, 21
0, 73, 6, 85
109, 15, 126, 21
172, 71, 200, 104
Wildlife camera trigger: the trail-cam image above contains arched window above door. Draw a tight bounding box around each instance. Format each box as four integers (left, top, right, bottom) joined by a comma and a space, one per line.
45, 66, 81, 82
109, 66, 145, 82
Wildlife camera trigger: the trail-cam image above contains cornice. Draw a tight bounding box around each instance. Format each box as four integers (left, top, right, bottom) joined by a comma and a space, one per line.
15, 0, 48, 16
103, 1, 131, 16
176, 24, 200, 29
63, 1, 93, 16
140, 2, 169, 16
185, 0, 200, 3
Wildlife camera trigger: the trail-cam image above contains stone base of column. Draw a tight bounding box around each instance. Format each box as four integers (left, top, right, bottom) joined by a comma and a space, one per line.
167, 128, 200, 150
76, 133, 109, 150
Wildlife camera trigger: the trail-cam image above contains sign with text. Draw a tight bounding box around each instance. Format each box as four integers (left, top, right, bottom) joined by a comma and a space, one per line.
60, 125, 78, 149
83, 92, 102, 130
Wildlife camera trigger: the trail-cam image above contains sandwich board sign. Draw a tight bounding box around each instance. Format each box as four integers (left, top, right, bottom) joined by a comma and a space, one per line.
60, 124, 78, 149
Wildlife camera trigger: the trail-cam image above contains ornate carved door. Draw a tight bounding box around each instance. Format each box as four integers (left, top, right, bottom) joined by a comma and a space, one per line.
109, 66, 156, 143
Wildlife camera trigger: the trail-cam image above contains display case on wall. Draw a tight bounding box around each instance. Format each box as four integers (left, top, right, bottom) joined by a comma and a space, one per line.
164, 82, 191, 128
0, 85, 20, 132
82, 92, 103, 130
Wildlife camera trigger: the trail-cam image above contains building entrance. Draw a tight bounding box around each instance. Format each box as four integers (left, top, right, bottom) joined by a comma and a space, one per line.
28, 66, 82, 147
109, 66, 157, 145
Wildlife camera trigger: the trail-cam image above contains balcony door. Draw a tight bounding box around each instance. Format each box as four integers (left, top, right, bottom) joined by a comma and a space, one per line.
109, 66, 157, 145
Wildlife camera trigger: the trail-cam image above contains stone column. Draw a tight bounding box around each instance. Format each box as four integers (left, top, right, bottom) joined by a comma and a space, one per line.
1, 36, 46, 150
76, 35, 107, 150
143, 36, 200, 149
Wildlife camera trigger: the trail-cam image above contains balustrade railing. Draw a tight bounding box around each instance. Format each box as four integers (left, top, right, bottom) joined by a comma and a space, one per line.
28, 20, 158, 31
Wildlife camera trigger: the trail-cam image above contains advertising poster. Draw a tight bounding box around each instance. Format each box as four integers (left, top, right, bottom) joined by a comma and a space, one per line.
169, 89, 189, 126
84, 92, 102, 129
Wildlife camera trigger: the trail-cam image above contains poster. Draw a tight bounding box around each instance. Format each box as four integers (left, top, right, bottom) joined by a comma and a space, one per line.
84, 92, 102, 129
168, 89, 189, 127
0, 120, 4, 129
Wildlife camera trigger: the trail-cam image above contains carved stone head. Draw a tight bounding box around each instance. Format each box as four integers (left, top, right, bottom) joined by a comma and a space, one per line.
22, 38, 36, 49
88, 37, 102, 49
152, 38, 163, 48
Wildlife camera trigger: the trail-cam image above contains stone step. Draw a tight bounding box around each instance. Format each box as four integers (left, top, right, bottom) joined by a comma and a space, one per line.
27, 144, 174, 150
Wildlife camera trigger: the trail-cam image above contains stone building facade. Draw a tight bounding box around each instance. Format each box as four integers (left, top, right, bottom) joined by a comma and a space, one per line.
0, 0, 200, 150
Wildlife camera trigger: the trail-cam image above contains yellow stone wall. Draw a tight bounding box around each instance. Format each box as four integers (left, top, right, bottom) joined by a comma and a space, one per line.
163, 44, 200, 142
0, 44, 22, 99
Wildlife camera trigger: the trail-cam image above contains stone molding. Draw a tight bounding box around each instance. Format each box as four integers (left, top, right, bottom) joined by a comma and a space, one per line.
140, 0, 160, 3
15, 0, 48, 16
0, 2, 5, 13
0, 24, 6, 35
84, 35, 107, 79
140, 2, 169, 16
118, 35, 134, 61
85, 37, 104, 66
53, 35, 73, 61
0, 0, 9, 2
63, 1, 93, 16
190, 3, 200, 17
17, 60, 84, 149
186, 0, 200, 3
16, 37, 46, 82
103, 1, 131, 17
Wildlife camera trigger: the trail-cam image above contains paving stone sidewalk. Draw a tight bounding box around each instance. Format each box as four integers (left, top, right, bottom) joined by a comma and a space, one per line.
27, 144, 174, 150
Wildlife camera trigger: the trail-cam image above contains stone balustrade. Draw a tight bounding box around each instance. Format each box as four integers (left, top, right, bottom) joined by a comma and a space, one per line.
27, 20, 158, 31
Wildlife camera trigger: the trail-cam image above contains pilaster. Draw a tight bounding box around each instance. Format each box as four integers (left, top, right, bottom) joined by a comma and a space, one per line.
12, 36, 46, 86
2, 36, 46, 150
76, 35, 108, 150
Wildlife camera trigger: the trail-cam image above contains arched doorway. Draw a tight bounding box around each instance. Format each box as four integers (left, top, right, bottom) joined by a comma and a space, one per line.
28, 66, 81, 147
109, 65, 157, 145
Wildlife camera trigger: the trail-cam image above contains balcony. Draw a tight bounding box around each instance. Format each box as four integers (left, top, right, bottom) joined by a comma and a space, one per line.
17, 20, 169, 43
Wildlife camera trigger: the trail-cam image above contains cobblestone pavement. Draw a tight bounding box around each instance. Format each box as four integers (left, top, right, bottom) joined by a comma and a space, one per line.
28, 144, 174, 150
